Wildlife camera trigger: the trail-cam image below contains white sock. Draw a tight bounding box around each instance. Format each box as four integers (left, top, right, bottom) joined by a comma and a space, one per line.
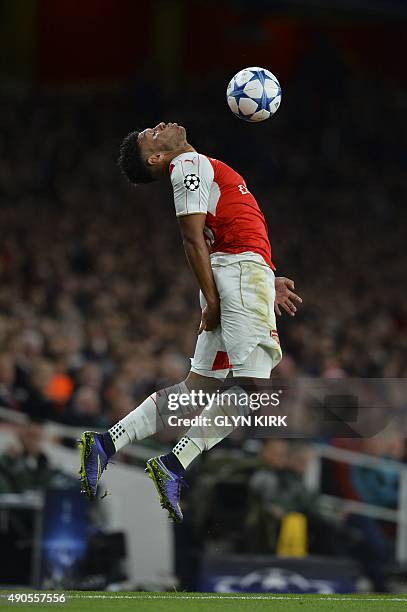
109, 422, 132, 450
109, 381, 191, 452
171, 386, 250, 469
172, 436, 202, 469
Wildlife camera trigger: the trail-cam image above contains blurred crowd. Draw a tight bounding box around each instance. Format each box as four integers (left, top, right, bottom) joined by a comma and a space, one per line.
0, 51, 406, 431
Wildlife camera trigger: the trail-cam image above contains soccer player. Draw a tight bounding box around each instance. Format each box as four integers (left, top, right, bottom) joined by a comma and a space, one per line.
79, 122, 302, 521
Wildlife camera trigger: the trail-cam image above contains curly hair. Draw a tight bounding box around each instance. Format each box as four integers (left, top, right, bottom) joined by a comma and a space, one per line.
117, 131, 155, 185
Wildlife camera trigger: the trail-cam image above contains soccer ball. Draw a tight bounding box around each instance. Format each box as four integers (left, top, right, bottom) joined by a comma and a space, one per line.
226, 67, 282, 123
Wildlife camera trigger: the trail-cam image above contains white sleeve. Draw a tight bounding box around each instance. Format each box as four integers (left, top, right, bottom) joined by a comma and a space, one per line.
170, 153, 214, 217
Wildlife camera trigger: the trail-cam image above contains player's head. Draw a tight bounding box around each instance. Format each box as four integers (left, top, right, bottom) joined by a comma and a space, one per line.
118, 122, 188, 185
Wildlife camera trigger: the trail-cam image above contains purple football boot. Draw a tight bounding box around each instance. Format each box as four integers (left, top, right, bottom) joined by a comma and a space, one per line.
145, 455, 188, 523
78, 432, 109, 500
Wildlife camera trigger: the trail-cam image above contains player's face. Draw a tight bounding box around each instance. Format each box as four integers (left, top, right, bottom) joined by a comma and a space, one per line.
138, 122, 187, 156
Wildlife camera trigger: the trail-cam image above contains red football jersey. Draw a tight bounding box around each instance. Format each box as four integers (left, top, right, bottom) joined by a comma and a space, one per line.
170, 152, 274, 269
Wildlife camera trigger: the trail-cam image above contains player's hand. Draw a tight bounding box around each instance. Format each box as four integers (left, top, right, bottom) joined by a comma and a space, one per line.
275, 277, 302, 317
199, 301, 220, 333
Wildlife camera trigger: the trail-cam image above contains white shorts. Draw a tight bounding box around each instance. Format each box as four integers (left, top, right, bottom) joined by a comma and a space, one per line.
190, 252, 282, 380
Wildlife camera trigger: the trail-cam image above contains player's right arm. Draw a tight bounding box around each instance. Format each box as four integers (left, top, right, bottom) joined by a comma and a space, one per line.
170, 153, 220, 332
178, 214, 220, 332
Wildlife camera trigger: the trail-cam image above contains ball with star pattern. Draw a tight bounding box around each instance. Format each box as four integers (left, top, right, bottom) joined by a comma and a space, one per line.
226, 67, 282, 123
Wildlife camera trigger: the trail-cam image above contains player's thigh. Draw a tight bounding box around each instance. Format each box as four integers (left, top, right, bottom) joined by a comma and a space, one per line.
190, 324, 230, 380
232, 339, 282, 379
214, 262, 280, 366
225, 261, 276, 329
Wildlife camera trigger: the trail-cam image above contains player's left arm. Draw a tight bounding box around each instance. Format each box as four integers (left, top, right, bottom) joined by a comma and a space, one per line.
275, 277, 303, 317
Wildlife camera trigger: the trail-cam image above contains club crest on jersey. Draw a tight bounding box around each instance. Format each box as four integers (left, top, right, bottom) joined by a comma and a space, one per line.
184, 174, 200, 191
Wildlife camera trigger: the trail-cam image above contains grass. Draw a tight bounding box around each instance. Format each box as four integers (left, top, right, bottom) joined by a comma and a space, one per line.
1, 592, 407, 612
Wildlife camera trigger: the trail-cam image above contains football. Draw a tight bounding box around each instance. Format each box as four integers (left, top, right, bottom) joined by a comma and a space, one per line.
226, 67, 282, 122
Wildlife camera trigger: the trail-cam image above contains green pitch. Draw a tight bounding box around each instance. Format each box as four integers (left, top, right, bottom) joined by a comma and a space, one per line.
2, 592, 407, 612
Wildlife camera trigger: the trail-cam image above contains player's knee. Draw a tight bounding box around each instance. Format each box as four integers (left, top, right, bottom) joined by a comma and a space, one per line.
184, 371, 220, 393
230, 376, 270, 394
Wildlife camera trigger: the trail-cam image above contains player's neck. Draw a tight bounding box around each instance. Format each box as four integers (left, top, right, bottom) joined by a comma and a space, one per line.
168, 144, 196, 163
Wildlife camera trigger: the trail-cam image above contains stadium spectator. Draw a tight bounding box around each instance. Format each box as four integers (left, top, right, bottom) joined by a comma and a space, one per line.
64, 386, 108, 428
0, 352, 19, 410
246, 441, 345, 555
0, 420, 56, 493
